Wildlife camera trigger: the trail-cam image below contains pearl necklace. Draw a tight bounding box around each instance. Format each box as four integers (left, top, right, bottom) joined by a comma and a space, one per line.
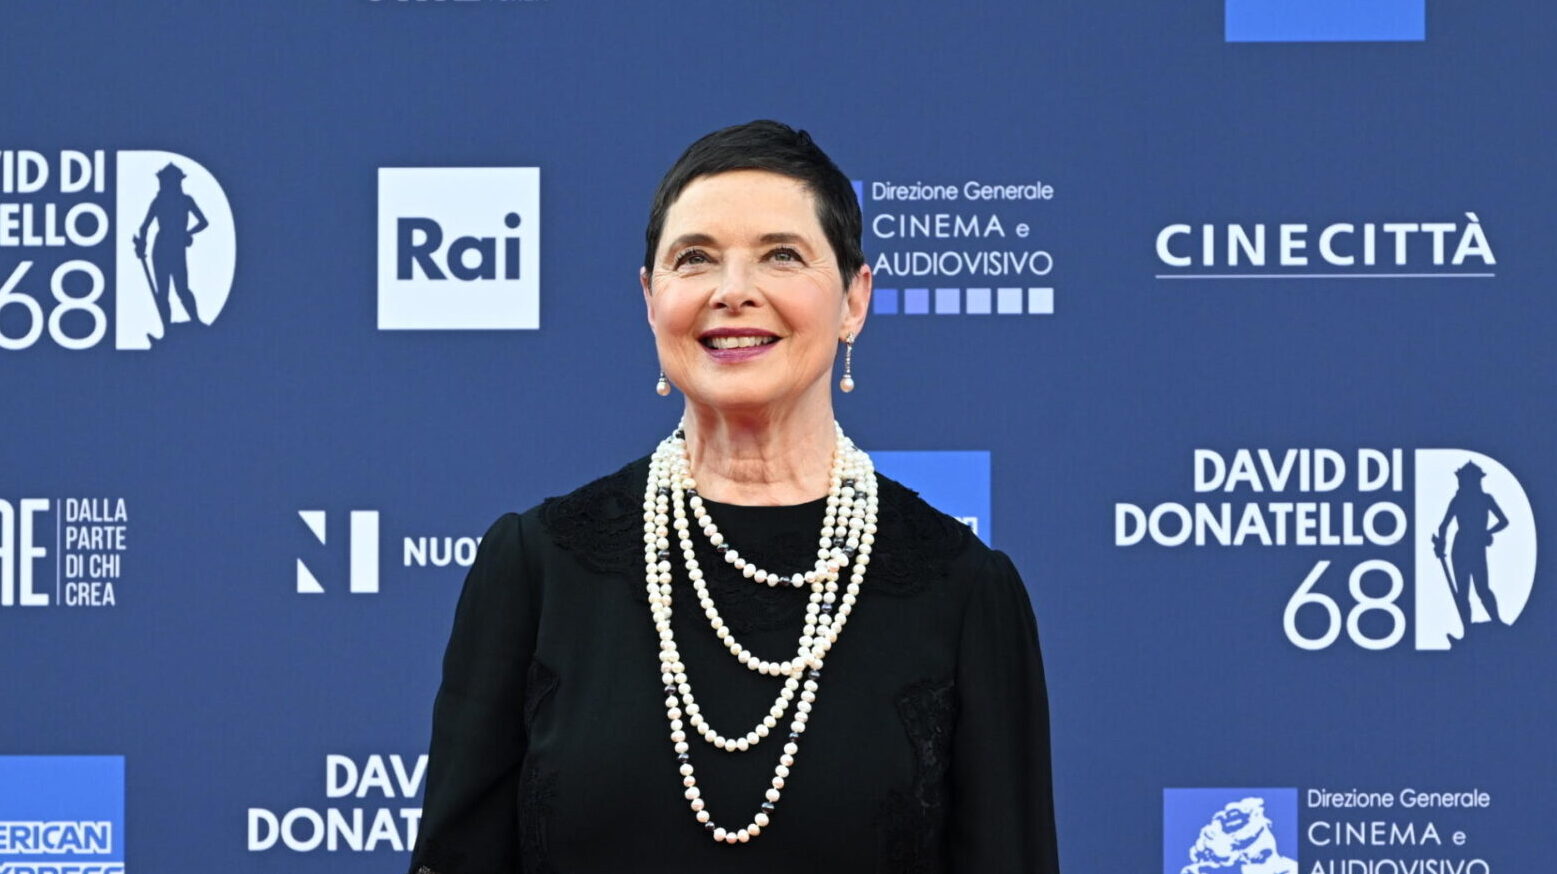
643, 422, 878, 844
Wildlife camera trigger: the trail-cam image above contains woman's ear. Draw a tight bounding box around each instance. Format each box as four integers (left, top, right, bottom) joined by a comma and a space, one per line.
843, 262, 872, 337
641, 266, 654, 326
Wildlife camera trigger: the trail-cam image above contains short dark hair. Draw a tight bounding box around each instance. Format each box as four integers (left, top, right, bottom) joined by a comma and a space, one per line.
643, 120, 865, 289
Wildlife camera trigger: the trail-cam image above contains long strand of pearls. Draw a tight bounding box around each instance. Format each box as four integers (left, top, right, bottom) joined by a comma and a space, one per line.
643, 422, 878, 843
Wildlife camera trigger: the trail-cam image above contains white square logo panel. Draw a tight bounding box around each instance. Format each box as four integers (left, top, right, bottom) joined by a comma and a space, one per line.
377, 167, 540, 330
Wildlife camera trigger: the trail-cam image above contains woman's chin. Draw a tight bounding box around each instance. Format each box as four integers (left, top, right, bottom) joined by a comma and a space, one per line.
682, 384, 794, 414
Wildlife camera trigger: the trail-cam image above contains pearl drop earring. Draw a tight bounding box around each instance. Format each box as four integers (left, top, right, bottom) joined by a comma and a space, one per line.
839, 333, 856, 393
656, 371, 671, 397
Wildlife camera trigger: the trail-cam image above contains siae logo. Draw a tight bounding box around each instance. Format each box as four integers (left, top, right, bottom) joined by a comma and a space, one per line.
377, 167, 540, 330
1, 149, 237, 351
1, 498, 128, 609
1164, 789, 1298, 874
296, 510, 380, 594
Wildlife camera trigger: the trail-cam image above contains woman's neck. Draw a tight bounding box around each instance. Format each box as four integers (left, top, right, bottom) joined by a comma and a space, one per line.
680, 400, 837, 506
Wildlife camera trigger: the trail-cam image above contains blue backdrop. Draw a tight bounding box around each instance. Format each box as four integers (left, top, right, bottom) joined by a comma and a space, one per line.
2, 1, 1551, 871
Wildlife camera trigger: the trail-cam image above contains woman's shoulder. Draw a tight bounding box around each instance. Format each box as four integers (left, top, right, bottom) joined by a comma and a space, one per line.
852, 471, 996, 598
529, 455, 650, 521
521, 455, 652, 575
508, 457, 999, 591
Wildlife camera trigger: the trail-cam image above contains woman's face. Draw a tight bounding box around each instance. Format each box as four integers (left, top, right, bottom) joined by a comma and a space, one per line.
642, 169, 870, 416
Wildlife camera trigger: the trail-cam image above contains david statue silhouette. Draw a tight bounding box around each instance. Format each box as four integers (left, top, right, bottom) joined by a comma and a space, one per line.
132, 162, 209, 331
1432, 460, 1510, 639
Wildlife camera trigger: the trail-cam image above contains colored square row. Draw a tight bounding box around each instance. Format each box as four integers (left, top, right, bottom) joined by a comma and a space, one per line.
873, 288, 1054, 315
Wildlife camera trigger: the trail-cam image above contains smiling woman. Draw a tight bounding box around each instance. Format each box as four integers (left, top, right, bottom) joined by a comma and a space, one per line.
641, 168, 869, 469
407, 120, 1061, 874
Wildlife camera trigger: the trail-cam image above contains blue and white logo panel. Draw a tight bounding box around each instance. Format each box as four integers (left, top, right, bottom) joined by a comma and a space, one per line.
376, 167, 540, 331
1226, 0, 1425, 43
1164, 788, 1298, 874
851, 176, 1059, 320
872, 451, 991, 545
0, 756, 125, 874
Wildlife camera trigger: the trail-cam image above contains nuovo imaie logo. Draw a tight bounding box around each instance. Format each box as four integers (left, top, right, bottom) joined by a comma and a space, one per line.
0, 149, 237, 351
1115, 448, 1536, 653
1164, 789, 1298, 874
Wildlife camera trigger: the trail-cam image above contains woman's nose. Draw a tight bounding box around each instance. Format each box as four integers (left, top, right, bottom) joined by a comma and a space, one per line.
709, 258, 760, 311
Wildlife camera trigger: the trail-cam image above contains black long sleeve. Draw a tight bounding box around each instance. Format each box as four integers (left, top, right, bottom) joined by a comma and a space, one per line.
947, 549, 1061, 873
410, 513, 535, 874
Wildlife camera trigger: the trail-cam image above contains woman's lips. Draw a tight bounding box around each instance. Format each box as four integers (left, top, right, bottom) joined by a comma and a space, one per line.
702, 338, 780, 363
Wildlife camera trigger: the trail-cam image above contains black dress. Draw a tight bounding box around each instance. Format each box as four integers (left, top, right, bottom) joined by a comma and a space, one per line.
408, 457, 1060, 873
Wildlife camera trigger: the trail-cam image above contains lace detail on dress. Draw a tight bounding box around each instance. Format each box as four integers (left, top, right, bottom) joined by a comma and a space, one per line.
875, 676, 957, 873
518, 758, 558, 874
867, 477, 974, 600
539, 460, 644, 578
518, 658, 560, 874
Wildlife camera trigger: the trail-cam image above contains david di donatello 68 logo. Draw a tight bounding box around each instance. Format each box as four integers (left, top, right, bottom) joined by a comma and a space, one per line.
0, 150, 236, 351
1115, 448, 1537, 653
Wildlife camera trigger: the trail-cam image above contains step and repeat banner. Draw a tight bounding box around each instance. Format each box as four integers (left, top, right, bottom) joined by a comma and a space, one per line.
2, 1, 1552, 872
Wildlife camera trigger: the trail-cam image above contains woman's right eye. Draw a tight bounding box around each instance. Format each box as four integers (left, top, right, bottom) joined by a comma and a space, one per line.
674, 249, 710, 268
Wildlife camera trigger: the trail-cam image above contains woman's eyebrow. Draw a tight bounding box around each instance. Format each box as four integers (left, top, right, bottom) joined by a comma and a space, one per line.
664, 232, 717, 253
757, 232, 807, 246
665, 231, 809, 252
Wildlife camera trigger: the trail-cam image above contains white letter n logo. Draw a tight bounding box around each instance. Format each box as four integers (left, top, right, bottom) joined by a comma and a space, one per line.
297, 510, 380, 594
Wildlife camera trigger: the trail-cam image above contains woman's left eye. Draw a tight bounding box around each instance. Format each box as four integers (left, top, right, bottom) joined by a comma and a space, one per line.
768, 247, 803, 263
